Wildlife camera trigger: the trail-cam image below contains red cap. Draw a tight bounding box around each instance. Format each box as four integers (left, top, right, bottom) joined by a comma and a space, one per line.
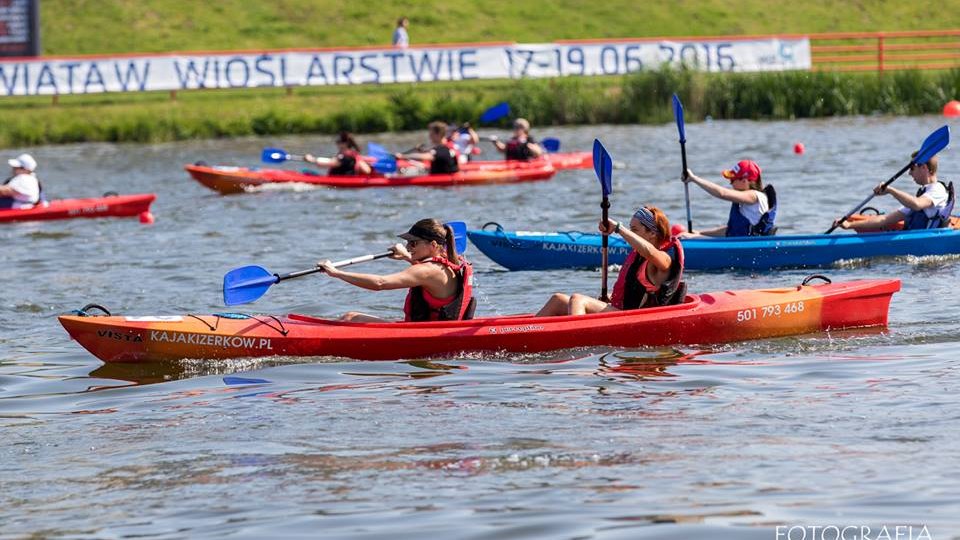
722, 160, 761, 182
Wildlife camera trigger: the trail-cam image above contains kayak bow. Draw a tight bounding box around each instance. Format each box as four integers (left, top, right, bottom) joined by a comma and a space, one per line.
0, 193, 156, 224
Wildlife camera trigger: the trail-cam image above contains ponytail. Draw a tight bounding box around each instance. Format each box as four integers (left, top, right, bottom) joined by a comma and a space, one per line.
443, 224, 458, 261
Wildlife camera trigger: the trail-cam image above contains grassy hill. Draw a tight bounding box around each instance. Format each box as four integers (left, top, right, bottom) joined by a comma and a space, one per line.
43, 0, 960, 55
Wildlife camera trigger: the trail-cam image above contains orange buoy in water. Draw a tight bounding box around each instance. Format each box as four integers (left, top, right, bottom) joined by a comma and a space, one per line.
794, 142, 805, 155
139, 211, 155, 224
943, 100, 960, 117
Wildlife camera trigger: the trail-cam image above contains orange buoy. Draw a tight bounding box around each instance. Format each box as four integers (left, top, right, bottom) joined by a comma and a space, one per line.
139, 211, 155, 224
794, 142, 805, 155
943, 100, 960, 117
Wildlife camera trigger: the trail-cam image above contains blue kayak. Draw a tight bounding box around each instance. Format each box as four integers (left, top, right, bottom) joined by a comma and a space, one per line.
467, 224, 960, 271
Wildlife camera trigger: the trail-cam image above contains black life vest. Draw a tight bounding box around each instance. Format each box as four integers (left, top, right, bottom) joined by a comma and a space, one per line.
403, 256, 474, 322
726, 184, 777, 237
328, 150, 359, 176
610, 239, 686, 310
505, 136, 537, 161
904, 181, 954, 230
429, 144, 459, 174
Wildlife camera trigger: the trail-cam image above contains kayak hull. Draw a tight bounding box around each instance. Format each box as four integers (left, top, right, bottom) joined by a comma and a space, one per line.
467, 226, 960, 271
185, 164, 556, 194
0, 194, 156, 223
59, 279, 898, 362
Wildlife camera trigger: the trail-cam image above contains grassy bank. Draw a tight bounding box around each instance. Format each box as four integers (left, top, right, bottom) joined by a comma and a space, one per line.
41, 1, 960, 54
2, 69, 959, 148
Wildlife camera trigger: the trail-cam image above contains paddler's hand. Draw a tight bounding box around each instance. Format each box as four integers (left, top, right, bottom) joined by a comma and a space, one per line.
873, 184, 889, 196
317, 260, 340, 277
682, 168, 692, 183
833, 218, 851, 230
394, 153, 404, 160
389, 243, 412, 261
598, 219, 619, 235
304, 153, 316, 164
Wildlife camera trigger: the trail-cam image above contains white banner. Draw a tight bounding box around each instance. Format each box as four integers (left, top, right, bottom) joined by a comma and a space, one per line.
0, 38, 810, 97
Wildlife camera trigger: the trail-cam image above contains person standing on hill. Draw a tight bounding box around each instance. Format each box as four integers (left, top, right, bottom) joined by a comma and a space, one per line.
392, 17, 409, 48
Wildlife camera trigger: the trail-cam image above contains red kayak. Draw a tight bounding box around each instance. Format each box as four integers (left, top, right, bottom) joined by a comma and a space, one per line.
185, 163, 557, 194
458, 152, 592, 171
59, 279, 898, 363
0, 193, 156, 224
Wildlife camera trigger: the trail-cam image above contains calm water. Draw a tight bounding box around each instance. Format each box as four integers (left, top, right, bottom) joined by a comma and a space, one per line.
3, 117, 960, 539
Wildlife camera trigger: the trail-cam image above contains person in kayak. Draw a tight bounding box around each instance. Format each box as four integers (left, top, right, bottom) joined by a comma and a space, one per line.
536, 206, 685, 316
449, 122, 480, 164
834, 153, 954, 231
491, 118, 544, 161
318, 218, 474, 323
396, 122, 459, 174
303, 132, 372, 176
0, 153, 42, 210
678, 159, 778, 237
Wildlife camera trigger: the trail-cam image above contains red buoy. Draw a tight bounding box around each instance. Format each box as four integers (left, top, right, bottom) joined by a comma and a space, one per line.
944, 100, 960, 118
139, 211, 155, 224
794, 142, 805, 155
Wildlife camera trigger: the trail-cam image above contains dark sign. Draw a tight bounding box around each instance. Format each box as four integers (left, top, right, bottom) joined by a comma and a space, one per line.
0, 0, 39, 57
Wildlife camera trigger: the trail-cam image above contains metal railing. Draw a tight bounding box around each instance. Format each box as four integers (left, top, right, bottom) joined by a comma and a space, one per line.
810, 30, 960, 72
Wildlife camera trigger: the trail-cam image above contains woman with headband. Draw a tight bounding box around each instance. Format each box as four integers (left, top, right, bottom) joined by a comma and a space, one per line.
680, 160, 778, 237
317, 218, 474, 322
536, 206, 686, 316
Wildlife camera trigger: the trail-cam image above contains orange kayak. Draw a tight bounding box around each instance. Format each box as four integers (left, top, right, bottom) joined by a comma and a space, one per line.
60, 279, 899, 363
185, 163, 557, 194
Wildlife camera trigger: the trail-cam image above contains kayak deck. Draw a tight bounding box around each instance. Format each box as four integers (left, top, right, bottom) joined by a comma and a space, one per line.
185, 164, 557, 194
59, 279, 899, 362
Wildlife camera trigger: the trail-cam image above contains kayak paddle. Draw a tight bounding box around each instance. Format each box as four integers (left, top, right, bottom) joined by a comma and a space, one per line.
479, 102, 510, 124
825, 124, 951, 234
672, 93, 693, 233
542, 138, 561, 153
261, 147, 304, 163
593, 139, 614, 303
223, 221, 468, 306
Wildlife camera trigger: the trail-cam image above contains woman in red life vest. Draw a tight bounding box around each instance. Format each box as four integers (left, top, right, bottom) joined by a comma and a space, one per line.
304, 132, 372, 176
536, 206, 685, 316
491, 118, 544, 161
317, 218, 474, 323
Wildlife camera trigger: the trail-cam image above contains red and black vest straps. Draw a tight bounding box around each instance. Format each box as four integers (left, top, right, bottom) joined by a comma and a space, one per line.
610, 238, 685, 310
403, 256, 474, 322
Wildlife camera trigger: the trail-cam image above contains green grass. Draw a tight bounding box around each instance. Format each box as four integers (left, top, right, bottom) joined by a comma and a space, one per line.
41, 0, 960, 55
3, 1, 959, 147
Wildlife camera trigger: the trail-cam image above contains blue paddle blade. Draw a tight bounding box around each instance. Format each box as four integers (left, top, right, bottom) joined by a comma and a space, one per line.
672, 94, 686, 144
223, 265, 279, 306
372, 159, 397, 174
261, 147, 289, 163
445, 221, 468, 254
367, 142, 394, 161
480, 102, 510, 123
592, 139, 613, 197
915, 125, 950, 164
223, 376, 271, 385
542, 138, 561, 153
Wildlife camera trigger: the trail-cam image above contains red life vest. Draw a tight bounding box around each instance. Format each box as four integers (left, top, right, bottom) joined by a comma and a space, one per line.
505, 136, 537, 161
403, 256, 474, 321
610, 237, 685, 310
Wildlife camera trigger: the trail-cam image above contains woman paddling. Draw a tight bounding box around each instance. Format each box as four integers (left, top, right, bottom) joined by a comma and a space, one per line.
396, 122, 459, 174
318, 218, 474, 322
491, 118, 544, 161
835, 153, 954, 232
536, 206, 685, 316
679, 160, 778, 237
304, 132, 372, 176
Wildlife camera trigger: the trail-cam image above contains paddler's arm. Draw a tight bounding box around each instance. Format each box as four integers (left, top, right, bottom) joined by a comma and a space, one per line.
527, 142, 544, 158
880, 185, 934, 212
836, 210, 906, 232
602, 220, 672, 271
0, 185, 19, 197
317, 261, 436, 291
683, 169, 758, 205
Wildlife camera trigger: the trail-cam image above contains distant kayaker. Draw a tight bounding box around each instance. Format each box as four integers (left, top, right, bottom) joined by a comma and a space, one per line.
834, 153, 954, 231
392, 17, 409, 48
317, 218, 474, 323
0, 153, 42, 210
536, 206, 686, 316
449, 122, 480, 164
304, 132, 372, 176
679, 160, 778, 237
396, 122, 459, 174
491, 118, 544, 161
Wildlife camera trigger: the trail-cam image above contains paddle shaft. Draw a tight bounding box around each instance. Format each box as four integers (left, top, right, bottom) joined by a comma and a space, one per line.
276, 252, 392, 282
824, 162, 912, 234
600, 197, 610, 302
680, 140, 692, 232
